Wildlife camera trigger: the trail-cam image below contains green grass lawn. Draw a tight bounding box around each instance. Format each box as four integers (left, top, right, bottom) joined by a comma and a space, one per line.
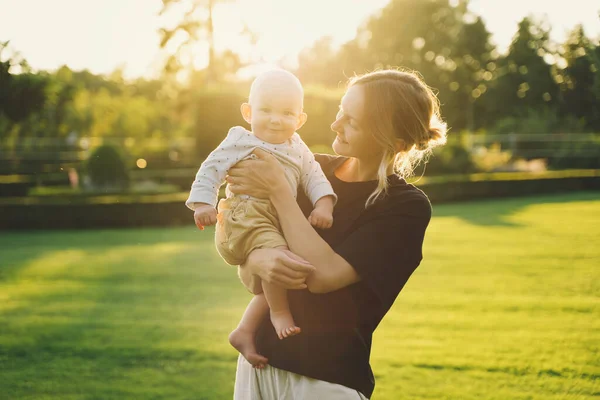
1, 191, 599, 399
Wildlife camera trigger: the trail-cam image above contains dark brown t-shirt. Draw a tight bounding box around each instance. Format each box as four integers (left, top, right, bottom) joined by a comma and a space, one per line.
255, 154, 432, 398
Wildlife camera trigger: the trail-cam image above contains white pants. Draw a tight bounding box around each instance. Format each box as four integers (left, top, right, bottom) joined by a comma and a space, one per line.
234, 355, 369, 400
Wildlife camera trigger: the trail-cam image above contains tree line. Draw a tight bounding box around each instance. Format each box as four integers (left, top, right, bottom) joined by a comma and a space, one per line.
1, 0, 599, 175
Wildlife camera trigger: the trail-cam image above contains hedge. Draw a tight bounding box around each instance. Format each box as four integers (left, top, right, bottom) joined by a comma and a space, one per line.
418, 171, 600, 203
0, 172, 69, 197
1, 170, 598, 230
0, 193, 190, 229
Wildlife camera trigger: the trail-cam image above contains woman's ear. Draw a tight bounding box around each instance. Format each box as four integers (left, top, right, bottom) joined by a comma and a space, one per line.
296, 112, 308, 130
240, 103, 252, 124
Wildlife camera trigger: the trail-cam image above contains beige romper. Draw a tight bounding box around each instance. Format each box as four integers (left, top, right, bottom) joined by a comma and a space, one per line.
186, 126, 336, 289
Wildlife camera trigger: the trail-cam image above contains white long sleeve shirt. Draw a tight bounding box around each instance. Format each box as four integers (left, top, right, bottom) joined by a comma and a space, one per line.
186, 126, 336, 210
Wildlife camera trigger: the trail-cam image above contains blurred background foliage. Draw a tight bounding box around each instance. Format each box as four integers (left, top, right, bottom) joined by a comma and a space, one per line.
1, 0, 599, 195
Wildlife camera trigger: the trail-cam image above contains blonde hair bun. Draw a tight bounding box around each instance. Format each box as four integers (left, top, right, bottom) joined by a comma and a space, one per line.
424, 119, 448, 150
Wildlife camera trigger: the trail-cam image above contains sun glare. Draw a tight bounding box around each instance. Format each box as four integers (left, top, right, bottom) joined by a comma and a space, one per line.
0, 0, 598, 78
209, 0, 390, 68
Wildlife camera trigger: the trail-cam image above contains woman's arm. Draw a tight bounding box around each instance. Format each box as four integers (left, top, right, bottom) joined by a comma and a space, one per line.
239, 247, 316, 292
270, 187, 360, 293
228, 149, 359, 293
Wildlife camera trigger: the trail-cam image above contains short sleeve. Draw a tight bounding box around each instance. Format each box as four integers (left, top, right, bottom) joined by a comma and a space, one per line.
334, 195, 432, 310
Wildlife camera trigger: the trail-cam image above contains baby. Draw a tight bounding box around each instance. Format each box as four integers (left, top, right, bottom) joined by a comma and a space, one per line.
186, 69, 336, 366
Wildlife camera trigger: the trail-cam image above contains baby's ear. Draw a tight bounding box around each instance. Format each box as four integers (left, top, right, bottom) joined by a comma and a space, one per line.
296, 112, 307, 130
240, 103, 252, 124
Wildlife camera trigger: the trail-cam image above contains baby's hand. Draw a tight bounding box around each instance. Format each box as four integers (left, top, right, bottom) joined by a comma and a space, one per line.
308, 208, 333, 230
194, 203, 217, 230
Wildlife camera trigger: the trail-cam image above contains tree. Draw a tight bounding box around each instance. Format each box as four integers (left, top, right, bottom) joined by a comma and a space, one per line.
294, 0, 504, 131
297, 37, 343, 86
558, 25, 600, 130
447, 15, 496, 131
0, 42, 47, 127
345, 0, 501, 131
353, 0, 465, 76
488, 17, 559, 124
158, 0, 238, 82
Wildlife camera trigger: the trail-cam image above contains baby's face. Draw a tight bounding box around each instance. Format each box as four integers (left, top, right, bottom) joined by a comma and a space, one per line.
247, 81, 304, 144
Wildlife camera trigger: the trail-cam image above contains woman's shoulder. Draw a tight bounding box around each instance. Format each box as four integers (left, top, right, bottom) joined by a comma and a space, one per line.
315, 153, 347, 177
379, 180, 432, 219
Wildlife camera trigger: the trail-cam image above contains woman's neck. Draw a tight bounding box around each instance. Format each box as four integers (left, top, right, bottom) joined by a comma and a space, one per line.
335, 157, 387, 182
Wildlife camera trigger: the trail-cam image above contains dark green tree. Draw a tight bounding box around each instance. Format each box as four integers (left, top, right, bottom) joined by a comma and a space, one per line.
559, 25, 600, 130
488, 17, 559, 124
0, 42, 47, 127
447, 15, 496, 131
297, 0, 497, 131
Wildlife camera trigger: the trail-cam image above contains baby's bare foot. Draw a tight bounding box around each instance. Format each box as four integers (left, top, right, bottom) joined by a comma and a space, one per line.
229, 328, 268, 368
270, 309, 301, 340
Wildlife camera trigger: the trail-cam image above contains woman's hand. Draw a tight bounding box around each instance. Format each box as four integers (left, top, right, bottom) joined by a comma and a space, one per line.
242, 248, 315, 290
226, 148, 290, 199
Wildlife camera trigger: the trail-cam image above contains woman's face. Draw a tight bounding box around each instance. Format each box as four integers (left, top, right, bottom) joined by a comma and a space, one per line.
331, 85, 383, 160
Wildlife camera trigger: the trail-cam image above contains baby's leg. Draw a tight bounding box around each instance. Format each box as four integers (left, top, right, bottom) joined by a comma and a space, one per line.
229, 295, 269, 369
262, 246, 301, 340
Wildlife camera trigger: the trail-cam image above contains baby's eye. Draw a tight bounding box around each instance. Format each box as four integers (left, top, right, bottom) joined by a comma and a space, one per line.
284, 111, 295, 116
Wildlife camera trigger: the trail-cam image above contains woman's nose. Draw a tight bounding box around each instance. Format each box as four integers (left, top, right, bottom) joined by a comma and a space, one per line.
331, 117, 341, 132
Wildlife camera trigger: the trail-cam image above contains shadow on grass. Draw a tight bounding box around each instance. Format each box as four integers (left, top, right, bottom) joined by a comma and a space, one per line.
0, 226, 201, 286
0, 237, 239, 399
0, 225, 200, 250
0, 287, 236, 399
431, 190, 600, 227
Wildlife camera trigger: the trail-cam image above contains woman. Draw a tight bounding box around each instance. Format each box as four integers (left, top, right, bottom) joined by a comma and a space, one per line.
227, 69, 447, 399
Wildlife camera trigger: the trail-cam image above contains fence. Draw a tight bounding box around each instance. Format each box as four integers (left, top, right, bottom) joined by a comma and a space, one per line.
0, 136, 198, 175
466, 133, 600, 159
1, 133, 599, 185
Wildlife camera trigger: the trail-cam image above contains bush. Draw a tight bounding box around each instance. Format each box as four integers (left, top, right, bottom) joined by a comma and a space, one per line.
488, 109, 599, 169
492, 107, 587, 135
85, 144, 129, 191
546, 138, 600, 170
424, 136, 478, 175
470, 143, 513, 172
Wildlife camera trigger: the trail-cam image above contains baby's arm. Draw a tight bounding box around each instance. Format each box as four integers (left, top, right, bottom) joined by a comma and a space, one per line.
193, 203, 217, 230
297, 138, 337, 229
308, 195, 335, 229
186, 127, 248, 229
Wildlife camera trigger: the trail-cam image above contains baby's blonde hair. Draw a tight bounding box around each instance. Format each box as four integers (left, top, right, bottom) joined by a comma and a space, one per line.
348, 69, 448, 207
248, 69, 304, 107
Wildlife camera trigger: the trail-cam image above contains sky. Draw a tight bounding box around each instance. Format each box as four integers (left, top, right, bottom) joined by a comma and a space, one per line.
0, 0, 598, 79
